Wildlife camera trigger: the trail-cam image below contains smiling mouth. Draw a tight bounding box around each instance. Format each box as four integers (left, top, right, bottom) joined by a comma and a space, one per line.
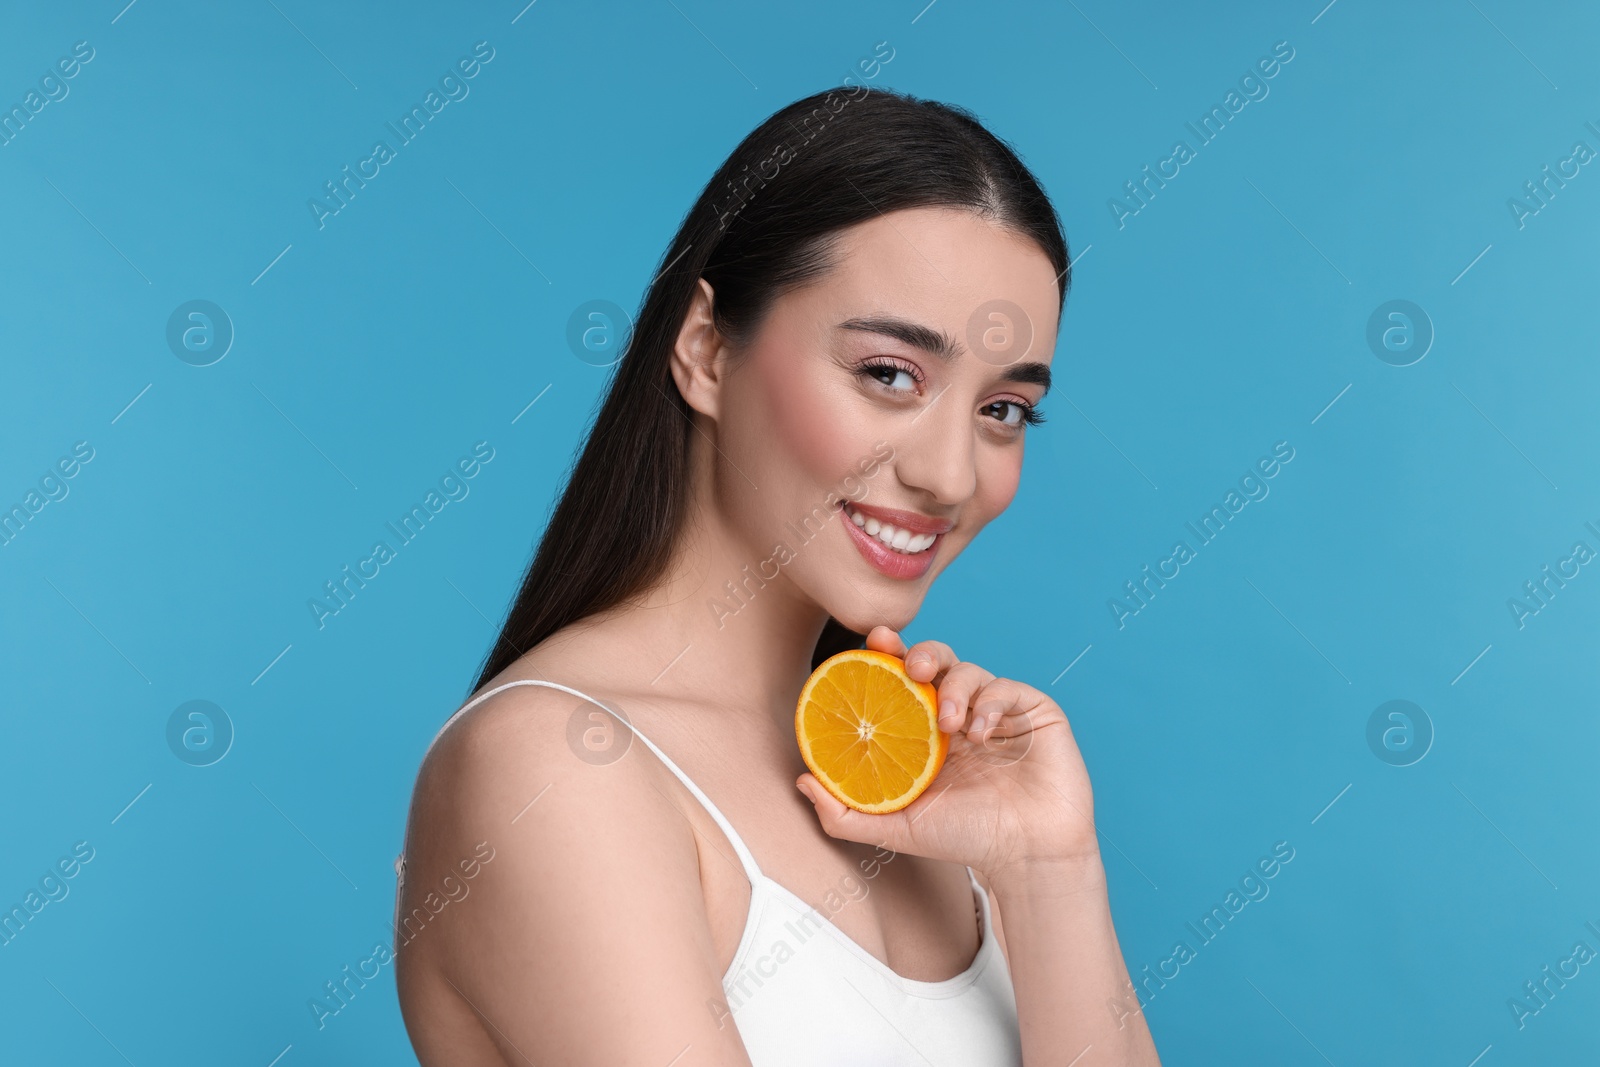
840, 501, 938, 555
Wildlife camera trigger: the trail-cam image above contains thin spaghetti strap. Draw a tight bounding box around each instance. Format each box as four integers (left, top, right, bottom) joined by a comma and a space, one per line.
408, 677, 765, 887
606, 709, 767, 886
964, 866, 990, 936
420, 678, 612, 763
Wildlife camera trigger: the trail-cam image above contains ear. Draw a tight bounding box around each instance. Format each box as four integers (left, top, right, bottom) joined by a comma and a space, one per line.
668, 278, 730, 421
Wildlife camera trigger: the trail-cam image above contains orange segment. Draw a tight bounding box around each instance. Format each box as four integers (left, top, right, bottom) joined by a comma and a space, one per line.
795, 649, 948, 814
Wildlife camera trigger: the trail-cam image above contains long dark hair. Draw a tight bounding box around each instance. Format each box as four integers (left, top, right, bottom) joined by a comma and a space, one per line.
472, 86, 1071, 693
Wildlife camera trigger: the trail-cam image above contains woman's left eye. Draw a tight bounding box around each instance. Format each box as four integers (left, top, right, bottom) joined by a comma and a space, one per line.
983, 400, 1042, 427
861, 361, 920, 393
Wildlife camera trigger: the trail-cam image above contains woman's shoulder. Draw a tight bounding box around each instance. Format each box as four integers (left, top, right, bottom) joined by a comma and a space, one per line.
395, 662, 754, 1064
422, 626, 606, 750
409, 660, 659, 831
399, 659, 711, 952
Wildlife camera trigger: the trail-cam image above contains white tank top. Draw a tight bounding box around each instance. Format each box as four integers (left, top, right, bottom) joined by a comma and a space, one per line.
398, 679, 1024, 1066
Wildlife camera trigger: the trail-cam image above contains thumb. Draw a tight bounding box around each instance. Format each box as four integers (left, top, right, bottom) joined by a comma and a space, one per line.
796, 773, 894, 848
863, 625, 907, 657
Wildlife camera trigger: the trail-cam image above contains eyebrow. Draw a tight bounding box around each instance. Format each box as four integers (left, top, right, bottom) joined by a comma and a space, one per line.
837, 315, 1052, 394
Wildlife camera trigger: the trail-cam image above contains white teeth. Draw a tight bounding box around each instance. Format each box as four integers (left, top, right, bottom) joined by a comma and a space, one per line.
844, 504, 938, 555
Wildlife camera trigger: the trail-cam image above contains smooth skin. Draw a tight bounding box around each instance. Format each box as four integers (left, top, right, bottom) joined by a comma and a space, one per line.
397, 206, 1161, 1065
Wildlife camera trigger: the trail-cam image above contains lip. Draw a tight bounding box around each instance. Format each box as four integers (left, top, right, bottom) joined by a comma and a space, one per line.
840, 500, 955, 535
837, 500, 951, 581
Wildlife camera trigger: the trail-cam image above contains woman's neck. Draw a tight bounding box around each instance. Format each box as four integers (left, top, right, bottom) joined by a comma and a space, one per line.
586, 499, 830, 719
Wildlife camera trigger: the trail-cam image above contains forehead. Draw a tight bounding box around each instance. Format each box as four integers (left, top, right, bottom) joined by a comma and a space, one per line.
801, 206, 1062, 363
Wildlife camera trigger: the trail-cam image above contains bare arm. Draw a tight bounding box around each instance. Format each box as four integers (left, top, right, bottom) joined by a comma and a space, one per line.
396, 687, 755, 1066
986, 855, 1159, 1066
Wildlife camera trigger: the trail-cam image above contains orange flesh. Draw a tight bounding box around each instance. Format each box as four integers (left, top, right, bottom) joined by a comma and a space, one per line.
795, 650, 948, 814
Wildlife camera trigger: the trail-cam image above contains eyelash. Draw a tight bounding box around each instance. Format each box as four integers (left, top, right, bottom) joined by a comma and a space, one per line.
858, 357, 924, 389
856, 359, 1044, 428
991, 400, 1046, 427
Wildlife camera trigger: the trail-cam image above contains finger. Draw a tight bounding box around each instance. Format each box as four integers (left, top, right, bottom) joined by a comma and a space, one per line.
973, 678, 1065, 745
935, 661, 997, 734
863, 625, 907, 657
970, 677, 1029, 743
902, 639, 958, 686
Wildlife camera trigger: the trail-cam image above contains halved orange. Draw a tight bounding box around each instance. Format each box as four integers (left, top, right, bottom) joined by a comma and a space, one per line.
795, 649, 948, 814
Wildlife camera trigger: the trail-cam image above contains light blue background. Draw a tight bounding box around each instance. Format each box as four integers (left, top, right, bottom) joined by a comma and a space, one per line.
2, 1, 1596, 1063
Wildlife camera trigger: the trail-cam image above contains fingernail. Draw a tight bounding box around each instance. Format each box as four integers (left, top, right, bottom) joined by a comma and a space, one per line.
939, 699, 958, 728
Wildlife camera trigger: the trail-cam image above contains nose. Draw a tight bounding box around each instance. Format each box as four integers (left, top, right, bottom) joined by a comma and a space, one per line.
884, 393, 977, 508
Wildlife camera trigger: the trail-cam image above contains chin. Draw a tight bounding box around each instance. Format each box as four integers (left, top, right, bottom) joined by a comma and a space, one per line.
817, 582, 925, 637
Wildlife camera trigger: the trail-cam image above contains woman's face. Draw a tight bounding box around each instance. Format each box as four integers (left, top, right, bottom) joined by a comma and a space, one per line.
705, 205, 1062, 634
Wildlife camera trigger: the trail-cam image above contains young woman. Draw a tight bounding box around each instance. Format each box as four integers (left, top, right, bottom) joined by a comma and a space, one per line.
395, 87, 1161, 1066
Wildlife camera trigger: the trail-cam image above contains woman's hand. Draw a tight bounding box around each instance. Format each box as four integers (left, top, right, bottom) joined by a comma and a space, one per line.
795, 626, 1101, 881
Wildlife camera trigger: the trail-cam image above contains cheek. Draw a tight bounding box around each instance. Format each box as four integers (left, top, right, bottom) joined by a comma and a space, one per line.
974, 447, 1024, 520
752, 347, 868, 483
